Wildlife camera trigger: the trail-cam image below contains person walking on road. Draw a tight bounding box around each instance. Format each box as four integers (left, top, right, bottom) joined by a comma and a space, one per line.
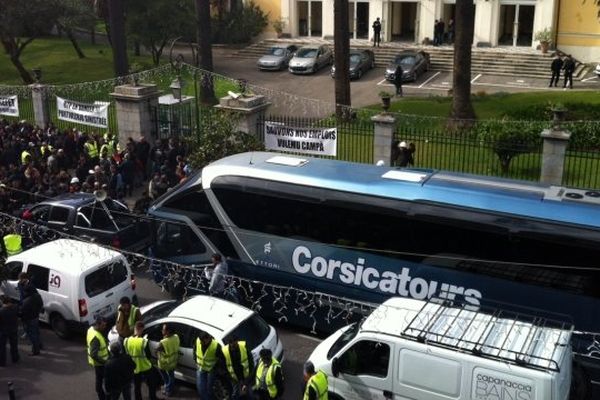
206, 253, 229, 298
223, 337, 254, 400
302, 361, 328, 400
252, 348, 284, 400
393, 65, 403, 97
157, 324, 180, 397
372, 18, 382, 47
549, 54, 563, 87
104, 341, 135, 400
194, 331, 223, 400
19, 273, 43, 356
563, 54, 575, 89
116, 296, 141, 340
124, 321, 161, 400
88, 317, 110, 400
0, 296, 20, 367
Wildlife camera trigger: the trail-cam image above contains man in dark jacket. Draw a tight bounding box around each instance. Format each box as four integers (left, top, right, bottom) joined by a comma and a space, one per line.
563, 54, 575, 89
19, 272, 43, 355
549, 54, 563, 87
105, 341, 135, 400
0, 296, 20, 366
223, 337, 255, 399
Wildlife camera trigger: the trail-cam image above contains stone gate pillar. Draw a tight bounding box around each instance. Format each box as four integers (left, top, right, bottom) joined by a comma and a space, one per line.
540, 109, 571, 185
371, 113, 396, 166
110, 84, 161, 148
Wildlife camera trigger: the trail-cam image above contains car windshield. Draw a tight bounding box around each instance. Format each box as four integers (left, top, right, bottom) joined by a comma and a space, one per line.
296, 49, 317, 58
327, 322, 360, 360
223, 314, 271, 350
395, 55, 416, 66
349, 54, 361, 64
142, 301, 181, 324
267, 47, 285, 56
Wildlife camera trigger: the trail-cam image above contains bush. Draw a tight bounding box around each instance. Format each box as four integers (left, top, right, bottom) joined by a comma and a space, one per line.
212, 2, 268, 44
476, 120, 544, 173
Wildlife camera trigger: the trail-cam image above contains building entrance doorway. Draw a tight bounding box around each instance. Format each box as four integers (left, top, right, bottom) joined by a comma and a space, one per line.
389, 1, 419, 42
298, 1, 323, 37
499, 3, 535, 46
349, 2, 369, 39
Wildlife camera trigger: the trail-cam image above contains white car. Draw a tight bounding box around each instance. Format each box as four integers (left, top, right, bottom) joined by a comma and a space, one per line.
595, 63, 600, 78
108, 295, 284, 385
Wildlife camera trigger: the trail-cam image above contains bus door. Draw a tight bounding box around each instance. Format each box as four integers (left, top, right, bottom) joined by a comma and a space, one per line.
152, 217, 216, 265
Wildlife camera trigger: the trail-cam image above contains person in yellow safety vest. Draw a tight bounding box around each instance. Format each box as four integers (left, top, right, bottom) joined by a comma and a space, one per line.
3, 233, 22, 256
39, 142, 53, 158
223, 337, 255, 400
116, 296, 141, 339
193, 331, 223, 400
85, 137, 99, 163
87, 317, 110, 400
156, 323, 180, 397
303, 361, 328, 400
20, 149, 32, 166
124, 321, 160, 400
99, 140, 113, 159
253, 348, 284, 400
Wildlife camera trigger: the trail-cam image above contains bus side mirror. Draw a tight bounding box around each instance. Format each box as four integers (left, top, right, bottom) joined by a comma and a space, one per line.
332, 357, 340, 377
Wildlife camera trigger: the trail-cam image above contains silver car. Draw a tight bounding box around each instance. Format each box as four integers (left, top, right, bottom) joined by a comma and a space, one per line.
289, 45, 333, 74
257, 45, 298, 71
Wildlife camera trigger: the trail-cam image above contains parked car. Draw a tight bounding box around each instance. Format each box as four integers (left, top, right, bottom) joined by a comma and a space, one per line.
384, 50, 430, 82
257, 45, 298, 71
289, 45, 333, 74
108, 296, 284, 386
330, 49, 375, 80
595, 64, 600, 78
21, 193, 150, 251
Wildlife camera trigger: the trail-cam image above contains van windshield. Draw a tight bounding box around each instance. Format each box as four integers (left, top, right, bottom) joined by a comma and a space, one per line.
327, 322, 359, 360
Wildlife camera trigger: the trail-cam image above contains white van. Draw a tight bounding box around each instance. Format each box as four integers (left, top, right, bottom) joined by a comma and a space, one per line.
0, 238, 137, 338
308, 297, 573, 400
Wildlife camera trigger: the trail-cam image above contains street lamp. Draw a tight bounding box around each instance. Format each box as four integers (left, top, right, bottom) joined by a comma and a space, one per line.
170, 76, 185, 135
32, 67, 42, 83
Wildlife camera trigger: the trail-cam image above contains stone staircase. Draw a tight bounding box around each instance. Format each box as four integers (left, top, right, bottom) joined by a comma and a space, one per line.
233, 38, 588, 80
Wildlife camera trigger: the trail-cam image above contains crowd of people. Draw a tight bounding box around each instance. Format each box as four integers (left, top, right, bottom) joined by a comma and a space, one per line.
0, 119, 193, 215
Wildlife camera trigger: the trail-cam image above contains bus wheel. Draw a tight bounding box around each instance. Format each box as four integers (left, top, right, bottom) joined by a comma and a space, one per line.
571, 364, 591, 400
51, 313, 70, 339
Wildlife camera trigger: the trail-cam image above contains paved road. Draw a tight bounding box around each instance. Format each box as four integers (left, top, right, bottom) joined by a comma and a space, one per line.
0, 270, 322, 400
209, 48, 600, 117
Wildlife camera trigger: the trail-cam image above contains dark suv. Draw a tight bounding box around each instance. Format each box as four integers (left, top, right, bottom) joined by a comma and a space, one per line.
21, 193, 150, 251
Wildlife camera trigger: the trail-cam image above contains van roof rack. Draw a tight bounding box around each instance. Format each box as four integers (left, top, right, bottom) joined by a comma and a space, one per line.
401, 297, 573, 372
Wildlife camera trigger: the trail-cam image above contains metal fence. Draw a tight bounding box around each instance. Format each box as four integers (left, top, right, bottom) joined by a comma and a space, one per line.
256, 115, 374, 164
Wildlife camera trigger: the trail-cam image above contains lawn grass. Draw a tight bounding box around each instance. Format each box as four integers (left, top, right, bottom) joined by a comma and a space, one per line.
382, 91, 600, 121
0, 37, 154, 85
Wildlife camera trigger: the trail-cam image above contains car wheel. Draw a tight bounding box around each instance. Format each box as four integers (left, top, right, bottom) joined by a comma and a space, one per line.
51, 313, 70, 339
213, 376, 231, 400
310, 65, 316, 74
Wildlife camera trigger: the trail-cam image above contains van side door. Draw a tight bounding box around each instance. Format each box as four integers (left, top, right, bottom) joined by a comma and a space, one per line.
333, 339, 394, 400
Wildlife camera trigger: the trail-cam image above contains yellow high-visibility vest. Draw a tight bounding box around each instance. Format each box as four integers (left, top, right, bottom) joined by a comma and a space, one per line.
304, 370, 328, 400
223, 341, 250, 382
86, 327, 109, 367
124, 336, 152, 374
158, 334, 180, 371
254, 357, 281, 398
195, 338, 219, 372
4, 234, 22, 256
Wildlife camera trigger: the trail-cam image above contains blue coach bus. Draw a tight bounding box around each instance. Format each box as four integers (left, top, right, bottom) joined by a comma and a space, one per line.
150, 152, 600, 397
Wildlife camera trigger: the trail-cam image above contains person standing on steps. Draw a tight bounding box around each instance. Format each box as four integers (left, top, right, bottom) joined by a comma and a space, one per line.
372, 18, 382, 47
549, 54, 563, 87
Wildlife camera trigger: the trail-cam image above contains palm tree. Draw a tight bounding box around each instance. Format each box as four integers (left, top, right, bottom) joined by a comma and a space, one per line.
195, 0, 216, 104
449, 0, 476, 128
333, 0, 351, 119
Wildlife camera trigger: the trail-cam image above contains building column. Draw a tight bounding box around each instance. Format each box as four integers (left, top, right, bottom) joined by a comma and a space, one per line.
540, 110, 571, 185
371, 113, 396, 166
474, 0, 496, 47
215, 94, 271, 138
110, 84, 161, 149
30, 84, 50, 128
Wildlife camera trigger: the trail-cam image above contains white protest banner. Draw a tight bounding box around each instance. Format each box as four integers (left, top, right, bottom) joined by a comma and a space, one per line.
56, 96, 109, 128
264, 122, 337, 156
0, 95, 19, 117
